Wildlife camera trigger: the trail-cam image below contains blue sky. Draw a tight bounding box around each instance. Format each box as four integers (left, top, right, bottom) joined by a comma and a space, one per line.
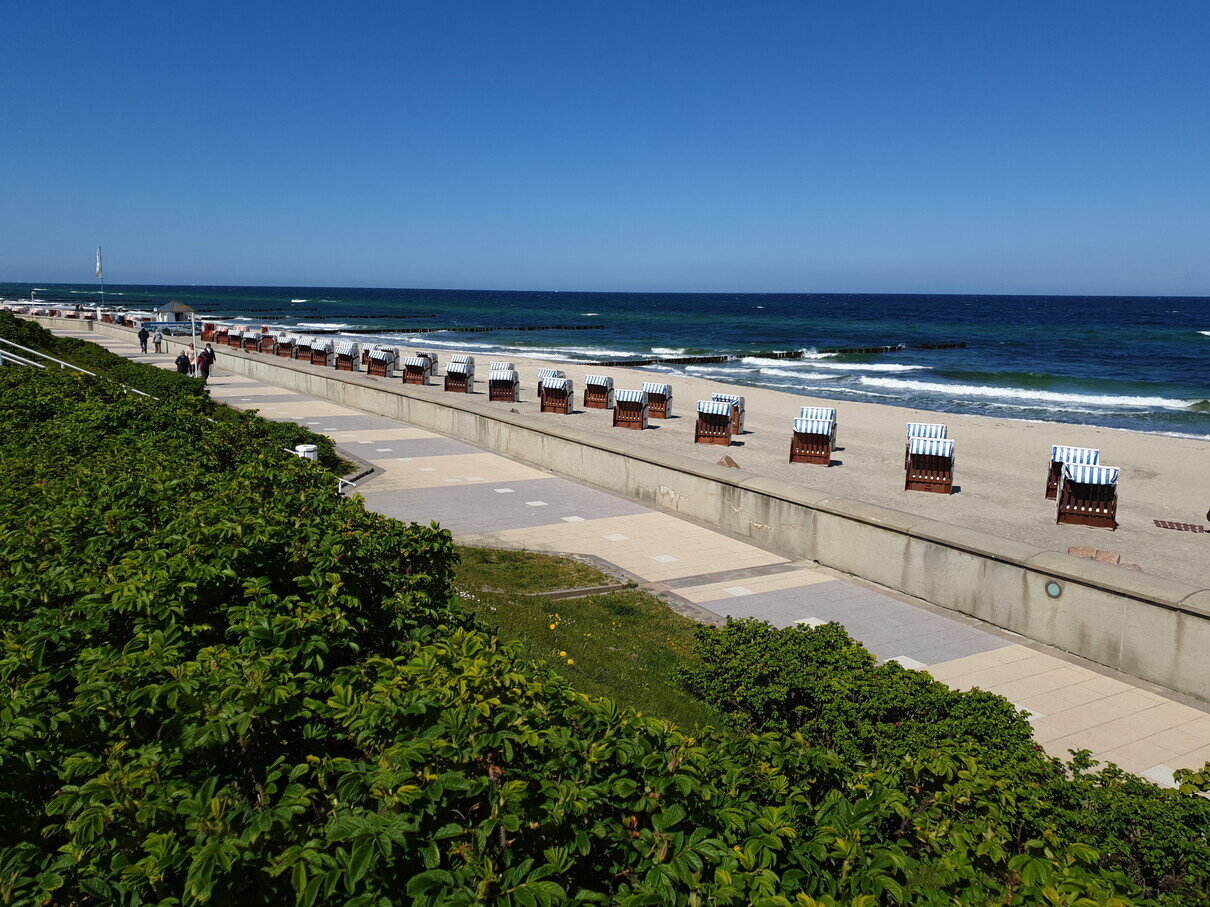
3, 1, 1208, 294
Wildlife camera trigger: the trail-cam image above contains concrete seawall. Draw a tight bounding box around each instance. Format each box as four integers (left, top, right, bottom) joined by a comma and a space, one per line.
51, 317, 1210, 702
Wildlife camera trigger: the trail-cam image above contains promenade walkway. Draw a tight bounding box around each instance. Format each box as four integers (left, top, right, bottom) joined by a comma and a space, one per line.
45, 325, 1210, 784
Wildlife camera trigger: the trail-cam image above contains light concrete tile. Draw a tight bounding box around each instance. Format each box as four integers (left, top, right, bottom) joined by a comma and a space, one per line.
723, 586, 753, 597
887, 656, 928, 670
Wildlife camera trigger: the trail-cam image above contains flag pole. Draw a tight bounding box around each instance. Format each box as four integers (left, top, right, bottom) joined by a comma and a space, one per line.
96, 246, 105, 308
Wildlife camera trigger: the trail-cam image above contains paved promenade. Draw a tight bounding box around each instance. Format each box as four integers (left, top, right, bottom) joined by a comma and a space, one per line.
48, 326, 1210, 784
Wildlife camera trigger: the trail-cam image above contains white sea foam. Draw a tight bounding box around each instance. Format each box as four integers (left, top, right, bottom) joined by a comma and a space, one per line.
651, 347, 687, 355
291, 298, 308, 303
859, 376, 1196, 410
758, 368, 845, 381
581, 312, 599, 316
295, 322, 358, 329
1199, 330, 1210, 337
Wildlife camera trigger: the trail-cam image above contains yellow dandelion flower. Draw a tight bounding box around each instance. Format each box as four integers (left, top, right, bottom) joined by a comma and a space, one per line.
549, 623, 557, 630
559, 651, 567, 657
567, 658, 574, 665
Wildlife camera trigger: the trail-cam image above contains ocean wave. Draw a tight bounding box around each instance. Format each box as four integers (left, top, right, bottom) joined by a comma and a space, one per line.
738, 356, 922, 372
757, 368, 845, 381
1199, 330, 1210, 337
581, 312, 599, 316
295, 321, 360, 329
651, 347, 687, 355
291, 298, 308, 303
859, 376, 1199, 410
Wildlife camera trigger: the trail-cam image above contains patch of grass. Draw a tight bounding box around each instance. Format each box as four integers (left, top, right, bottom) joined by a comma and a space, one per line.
454, 547, 718, 730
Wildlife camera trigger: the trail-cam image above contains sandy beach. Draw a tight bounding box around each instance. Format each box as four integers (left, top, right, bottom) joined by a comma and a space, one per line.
404, 346, 1210, 587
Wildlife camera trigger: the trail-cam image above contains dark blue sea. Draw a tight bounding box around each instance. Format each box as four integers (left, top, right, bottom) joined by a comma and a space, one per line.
6, 282, 1208, 438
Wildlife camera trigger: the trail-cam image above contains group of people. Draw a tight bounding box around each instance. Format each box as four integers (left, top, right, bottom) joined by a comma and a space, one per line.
174, 342, 217, 381
134, 323, 216, 381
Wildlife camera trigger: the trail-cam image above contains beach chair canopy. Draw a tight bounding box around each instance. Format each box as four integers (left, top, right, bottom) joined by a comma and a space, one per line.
312, 339, 333, 352
489, 367, 518, 381
446, 361, 471, 374
490, 361, 514, 370
403, 356, 428, 367
698, 400, 734, 416
711, 392, 745, 409
585, 374, 614, 389
800, 406, 837, 421
369, 349, 394, 361
908, 437, 955, 458
1051, 445, 1100, 465
334, 341, 358, 356
537, 368, 565, 379
276, 331, 292, 341
415, 351, 434, 360
450, 354, 473, 364
793, 418, 835, 435
907, 422, 947, 439
615, 389, 648, 404
1063, 464, 1119, 485
643, 382, 672, 396
542, 377, 572, 392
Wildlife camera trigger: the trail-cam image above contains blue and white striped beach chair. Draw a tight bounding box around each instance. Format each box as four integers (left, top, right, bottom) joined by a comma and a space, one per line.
444, 359, 473, 393
643, 382, 674, 418
402, 356, 429, 385
790, 417, 836, 466
1057, 463, 1119, 529
309, 339, 334, 367
584, 374, 615, 409
334, 341, 360, 371
905, 436, 956, 494
613, 389, 649, 429
1046, 445, 1100, 499
367, 347, 395, 378
800, 406, 838, 444
711, 393, 745, 433
540, 376, 574, 413
488, 367, 519, 402
536, 368, 566, 402
696, 399, 735, 445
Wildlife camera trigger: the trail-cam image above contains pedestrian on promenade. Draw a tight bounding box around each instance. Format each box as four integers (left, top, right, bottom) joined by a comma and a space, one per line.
174, 351, 190, 374
197, 345, 214, 383
137, 324, 150, 353
186, 343, 198, 377
153, 328, 163, 353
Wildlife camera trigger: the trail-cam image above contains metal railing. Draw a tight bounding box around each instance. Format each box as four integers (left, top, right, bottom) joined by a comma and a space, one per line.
0, 336, 152, 396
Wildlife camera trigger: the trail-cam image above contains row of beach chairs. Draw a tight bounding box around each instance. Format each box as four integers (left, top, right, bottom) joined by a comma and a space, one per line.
200, 324, 1121, 529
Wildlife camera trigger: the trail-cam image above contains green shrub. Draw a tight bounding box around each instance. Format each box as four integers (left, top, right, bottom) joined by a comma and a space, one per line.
680, 618, 1210, 901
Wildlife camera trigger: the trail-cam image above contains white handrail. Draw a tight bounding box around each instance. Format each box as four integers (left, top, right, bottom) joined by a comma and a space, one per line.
0, 335, 152, 396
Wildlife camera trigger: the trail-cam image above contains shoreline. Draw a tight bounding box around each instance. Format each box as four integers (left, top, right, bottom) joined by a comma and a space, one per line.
396, 341, 1210, 587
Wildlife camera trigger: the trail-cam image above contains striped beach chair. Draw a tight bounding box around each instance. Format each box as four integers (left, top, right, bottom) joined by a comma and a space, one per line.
540, 376, 574, 413
309, 339, 334, 367
258, 331, 277, 354
449, 354, 475, 377
242, 331, 261, 353
490, 360, 514, 371
362, 344, 396, 368
293, 336, 314, 360
613, 389, 649, 430
800, 406, 838, 445
536, 368, 565, 403
695, 400, 734, 445
215, 325, 230, 346
413, 352, 437, 380
444, 360, 473, 393
488, 367, 519, 402
643, 382, 674, 419
905, 422, 947, 466
904, 436, 956, 494
789, 417, 835, 466
334, 341, 360, 371
367, 348, 396, 378
201, 322, 216, 342
1046, 446, 1100, 500
402, 356, 429, 385
1057, 464, 1119, 530
275, 333, 295, 358
584, 374, 615, 409
711, 393, 745, 433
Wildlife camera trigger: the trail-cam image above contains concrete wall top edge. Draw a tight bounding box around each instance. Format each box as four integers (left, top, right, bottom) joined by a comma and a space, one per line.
1023, 550, 1201, 610
909, 518, 1048, 565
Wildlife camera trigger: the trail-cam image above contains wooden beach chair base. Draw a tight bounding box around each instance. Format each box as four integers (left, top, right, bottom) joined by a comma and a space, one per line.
367, 361, 392, 378
789, 432, 832, 466
612, 403, 646, 429
649, 395, 671, 419
1045, 461, 1063, 500
335, 357, 357, 372
403, 368, 427, 385
276, 344, 293, 358
243, 338, 260, 353
309, 351, 329, 366
489, 382, 517, 402
541, 391, 572, 414
584, 388, 611, 408
1057, 482, 1117, 529
905, 454, 954, 494
444, 374, 471, 393
695, 414, 732, 446
259, 338, 276, 354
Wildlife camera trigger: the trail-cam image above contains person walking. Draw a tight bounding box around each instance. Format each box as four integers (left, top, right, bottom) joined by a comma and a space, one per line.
137, 324, 150, 353
197, 344, 214, 383
186, 343, 198, 377
152, 328, 163, 354
174, 351, 190, 374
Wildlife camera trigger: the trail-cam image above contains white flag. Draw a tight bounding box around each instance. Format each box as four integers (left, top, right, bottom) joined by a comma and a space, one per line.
96, 247, 103, 279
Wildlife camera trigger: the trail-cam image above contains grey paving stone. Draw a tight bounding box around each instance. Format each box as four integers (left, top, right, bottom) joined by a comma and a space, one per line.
281, 414, 404, 431
352, 437, 480, 458
361, 477, 649, 534
220, 393, 312, 405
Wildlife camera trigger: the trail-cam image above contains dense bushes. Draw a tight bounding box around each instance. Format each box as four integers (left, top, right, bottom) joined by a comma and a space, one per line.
680, 619, 1210, 902
0, 361, 1204, 903
0, 312, 343, 471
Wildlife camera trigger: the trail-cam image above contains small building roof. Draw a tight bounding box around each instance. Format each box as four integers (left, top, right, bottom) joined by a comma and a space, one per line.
158, 299, 195, 314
